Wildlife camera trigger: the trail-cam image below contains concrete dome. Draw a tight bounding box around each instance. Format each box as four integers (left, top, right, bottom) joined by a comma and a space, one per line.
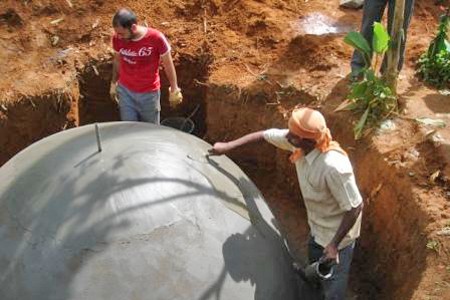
0, 122, 299, 300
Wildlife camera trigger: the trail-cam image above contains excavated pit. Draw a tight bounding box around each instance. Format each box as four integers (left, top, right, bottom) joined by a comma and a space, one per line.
77, 62, 120, 125
2, 0, 449, 297
77, 53, 212, 137
204, 84, 431, 300
0, 54, 431, 300
0, 86, 78, 166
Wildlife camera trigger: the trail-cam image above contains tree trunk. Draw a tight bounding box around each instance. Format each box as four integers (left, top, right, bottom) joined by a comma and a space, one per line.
385, 0, 406, 96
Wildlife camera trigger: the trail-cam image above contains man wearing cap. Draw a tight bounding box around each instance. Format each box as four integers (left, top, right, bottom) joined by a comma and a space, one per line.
209, 107, 363, 300
110, 8, 183, 124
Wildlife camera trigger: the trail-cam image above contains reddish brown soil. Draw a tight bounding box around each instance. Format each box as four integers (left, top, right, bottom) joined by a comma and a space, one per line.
1, 0, 450, 299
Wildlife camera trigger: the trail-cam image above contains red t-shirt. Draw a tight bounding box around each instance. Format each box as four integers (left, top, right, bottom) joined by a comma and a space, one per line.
112, 28, 170, 93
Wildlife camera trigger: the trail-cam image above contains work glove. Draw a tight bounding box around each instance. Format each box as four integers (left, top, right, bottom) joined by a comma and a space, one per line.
169, 87, 183, 108
110, 82, 118, 104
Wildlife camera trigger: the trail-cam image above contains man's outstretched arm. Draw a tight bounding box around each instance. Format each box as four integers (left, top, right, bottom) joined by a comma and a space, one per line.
209, 131, 265, 155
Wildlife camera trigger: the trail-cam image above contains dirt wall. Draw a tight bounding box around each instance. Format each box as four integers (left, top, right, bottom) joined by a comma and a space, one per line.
329, 114, 431, 299
0, 86, 78, 166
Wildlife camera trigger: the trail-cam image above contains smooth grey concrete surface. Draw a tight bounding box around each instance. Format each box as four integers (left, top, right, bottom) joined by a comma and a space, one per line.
0, 122, 307, 300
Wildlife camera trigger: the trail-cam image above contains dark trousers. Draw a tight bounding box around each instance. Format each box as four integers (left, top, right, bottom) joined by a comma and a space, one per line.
308, 237, 355, 300
351, 0, 415, 74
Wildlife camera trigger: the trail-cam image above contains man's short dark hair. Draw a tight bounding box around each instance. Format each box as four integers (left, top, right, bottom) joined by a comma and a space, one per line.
112, 8, 137, 29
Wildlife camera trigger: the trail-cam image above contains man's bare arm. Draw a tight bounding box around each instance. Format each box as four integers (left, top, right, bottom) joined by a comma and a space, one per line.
161, 52, 179, 91
323, 202, 363, 262
111, 52, 120, 84
209, 131, 266, 155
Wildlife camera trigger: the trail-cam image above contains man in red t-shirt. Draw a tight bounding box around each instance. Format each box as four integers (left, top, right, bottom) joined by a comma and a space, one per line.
110, 8, 182, 124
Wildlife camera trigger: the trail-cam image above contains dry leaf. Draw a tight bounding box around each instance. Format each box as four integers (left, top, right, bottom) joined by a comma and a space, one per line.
429, 170, 441, 184
334, 99, 352, 112
92, 65, 99, 76
370, 183, 383, 198
92, 19, 100, 29
50, 18, 64, 25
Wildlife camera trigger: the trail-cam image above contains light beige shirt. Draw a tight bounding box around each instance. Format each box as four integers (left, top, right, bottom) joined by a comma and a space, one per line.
263, 129, 362, 249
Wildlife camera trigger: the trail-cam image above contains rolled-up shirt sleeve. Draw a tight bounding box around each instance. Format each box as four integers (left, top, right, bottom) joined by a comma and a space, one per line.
325, 168, 363, 211
263, 129, 294, 152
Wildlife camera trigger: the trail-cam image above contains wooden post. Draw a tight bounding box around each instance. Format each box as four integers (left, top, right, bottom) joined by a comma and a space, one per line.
385, 0, 406, 96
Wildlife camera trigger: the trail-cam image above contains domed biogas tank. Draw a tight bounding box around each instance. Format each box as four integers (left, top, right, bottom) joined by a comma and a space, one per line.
0, 122, 299, 300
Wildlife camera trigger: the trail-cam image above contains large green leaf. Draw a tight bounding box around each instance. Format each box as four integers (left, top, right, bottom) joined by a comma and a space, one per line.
344, 31, 371, 54
344, 31, 371, 66
366, 69, 376, 81
436, 36, 447, 53
372, 22, 390, 54
349, 81, 368, 99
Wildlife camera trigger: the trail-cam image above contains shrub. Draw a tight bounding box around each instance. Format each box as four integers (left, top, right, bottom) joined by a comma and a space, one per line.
417, 8, 450, 88
343, 22, 397, 139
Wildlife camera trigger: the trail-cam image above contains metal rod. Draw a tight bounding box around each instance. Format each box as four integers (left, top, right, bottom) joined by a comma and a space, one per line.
95, 123, 102, 152
181, 104, 201, 132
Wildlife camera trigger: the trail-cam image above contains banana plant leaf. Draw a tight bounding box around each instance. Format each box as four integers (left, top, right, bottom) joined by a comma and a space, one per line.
344, 31, 371, 66
372, 22, 390, 54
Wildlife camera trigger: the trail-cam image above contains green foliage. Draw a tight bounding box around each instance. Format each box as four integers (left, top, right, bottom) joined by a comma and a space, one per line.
417, 50, 450, 88
347, 73, 397, 139
429, 13, 450, 57
344, 31, 371, 66
372, 22, 390, 54
417, 10, 450, 88
344, 22, 397, 139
